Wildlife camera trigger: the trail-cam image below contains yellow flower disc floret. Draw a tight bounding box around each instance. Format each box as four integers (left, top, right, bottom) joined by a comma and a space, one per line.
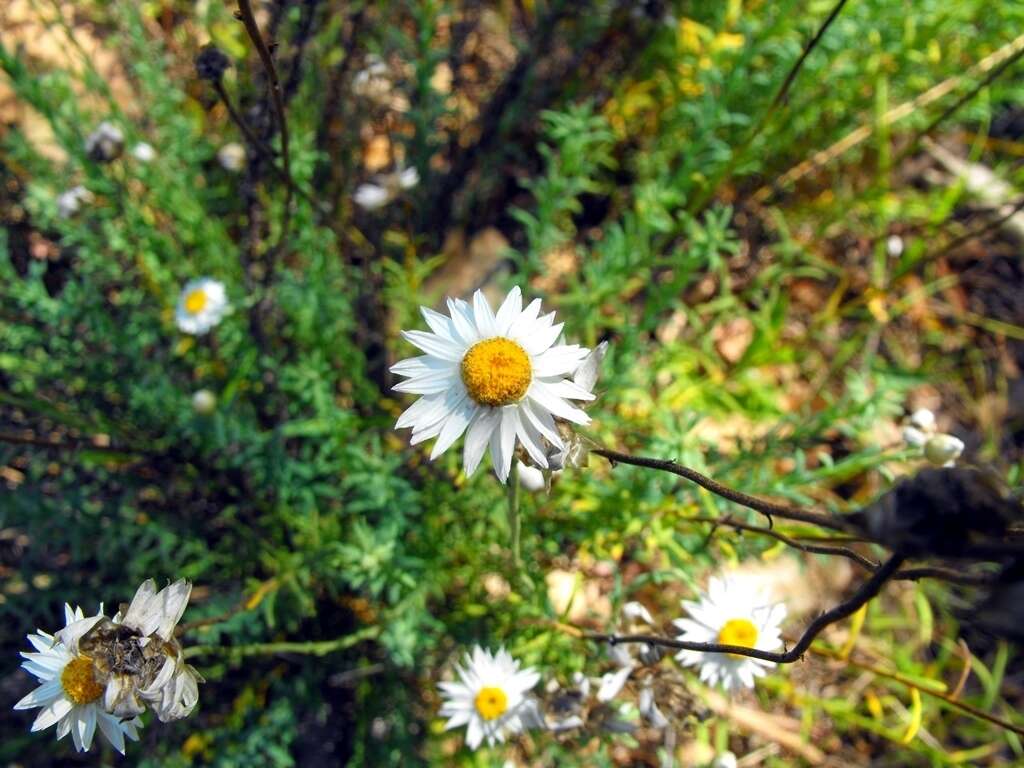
717, 618, 759, 659
474, 686, 509, 721
461, 338, 532, 407
60, 656, 104, 705
184, 288, 208, 315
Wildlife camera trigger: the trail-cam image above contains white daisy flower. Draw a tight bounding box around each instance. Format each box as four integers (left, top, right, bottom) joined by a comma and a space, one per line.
438, 646, 540, 750
175, 277, 228, 335
85, 121, 124, 163
391, 286, 595, 482
14, 604, 143, 754
673, 575, 786, 692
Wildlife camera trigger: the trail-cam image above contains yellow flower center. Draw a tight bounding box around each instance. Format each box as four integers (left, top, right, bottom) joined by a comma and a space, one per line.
717, 618, 759, 659
60, 656, 104, 705
460, 338, 532, 407
183, 288, 208, 315
474, 686, 509, 721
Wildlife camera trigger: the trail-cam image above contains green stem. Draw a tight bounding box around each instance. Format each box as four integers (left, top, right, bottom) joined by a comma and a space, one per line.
183, 626, 379, 660
506, 461, 521, 572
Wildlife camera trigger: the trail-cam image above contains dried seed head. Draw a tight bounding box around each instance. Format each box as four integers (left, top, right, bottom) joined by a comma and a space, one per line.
195, 45, 231, 81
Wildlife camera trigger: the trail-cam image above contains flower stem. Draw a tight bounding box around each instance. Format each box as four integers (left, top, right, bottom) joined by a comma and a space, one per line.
507, 461, 522, 572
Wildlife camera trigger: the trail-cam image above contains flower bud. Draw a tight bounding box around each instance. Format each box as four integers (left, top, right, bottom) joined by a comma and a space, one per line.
909, 408, 936, 432
217, 142, 246, 172
191, 389, 217, 415
131, 142, 156, 163
924, 433, 964, 467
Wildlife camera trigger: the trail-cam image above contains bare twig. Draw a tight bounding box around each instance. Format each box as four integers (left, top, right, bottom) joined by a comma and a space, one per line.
236, 0, 293, 245
592, 447, 853, 532
587, 554, 905, 663
690, 0, 850, 212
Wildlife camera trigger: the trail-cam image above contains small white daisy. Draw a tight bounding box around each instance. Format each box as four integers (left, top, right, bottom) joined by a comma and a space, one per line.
673, 575, 786, 692
391, 286, 595, 482
438, 646, 540, 750
14, 604, 143, 754
56, 185, 94, 219
175, 277, 228, 335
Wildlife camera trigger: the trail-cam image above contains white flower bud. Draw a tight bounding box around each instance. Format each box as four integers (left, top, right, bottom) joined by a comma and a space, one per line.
131, 142, 156, 163
711, 752, 738, 768
902, 426, 928, 448
517, 461, 546, 492
924, 434, 964, 467
191, 389, 217, 415
217, 142, 246, 172
886, 235, 904, 257
909, 408, 936, 432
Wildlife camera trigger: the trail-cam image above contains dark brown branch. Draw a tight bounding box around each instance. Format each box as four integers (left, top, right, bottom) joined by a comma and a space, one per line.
593, 447, 853, 532
236, 0, 293, 246
690, 515, 995, 586
588, 554, 905, 663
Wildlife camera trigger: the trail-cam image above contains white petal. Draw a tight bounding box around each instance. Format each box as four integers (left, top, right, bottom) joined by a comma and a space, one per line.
393, 370, 458, 395
515, 411, 548, 469
465, 716, 484, 750
420, 307, 458, 341
446, 298, 479, 345
527, 382, 591, 425
519, 398, 563, 448
597, 665, 634, 702
78, 704, 97, 751
520, 320, 564, 356
532, 345, 590, 378
490, 408, 518, 482
390, 354, 455, 378
96, 711, 126, 754
472, 290, 498, 338
401, 330, 464, 361
463, 409, 499, 476
32, 696, 73, 732
507, 298, 542, 338
431, 398, 476, 460
494, 286, 523, 336
539, 378, 596, 402
396, 393, 448, 430
573, 341, 608, 392
14, 678, 62, 710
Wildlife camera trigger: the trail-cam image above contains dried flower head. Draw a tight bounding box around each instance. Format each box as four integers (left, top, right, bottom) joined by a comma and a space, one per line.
60, 579, 203, 724
195, 45, 231, 81
85, 122, 124, 163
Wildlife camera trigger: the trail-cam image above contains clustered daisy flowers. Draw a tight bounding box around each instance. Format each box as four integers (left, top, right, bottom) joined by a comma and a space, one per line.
175, 277, 228, 335
673, 575, 786, 692
439, 646, 540, 749
14, 579, 201, 754
391, 286, 595, 482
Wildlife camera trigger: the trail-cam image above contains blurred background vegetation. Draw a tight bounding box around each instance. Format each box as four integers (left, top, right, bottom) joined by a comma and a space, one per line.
1, 0, 1023, 765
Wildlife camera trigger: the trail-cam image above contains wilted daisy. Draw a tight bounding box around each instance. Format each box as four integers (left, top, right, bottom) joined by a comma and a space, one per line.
439, 646, 540, 750
175, 277, 228, 335
14, 604, 143, 754
901, 408, 964, 467
67, 579, 202, 723
354, 166, 419, 210
391, 287, 595, 482
673, 575, 786, 692
85, 121, 124, 163
56, 185, 94, 219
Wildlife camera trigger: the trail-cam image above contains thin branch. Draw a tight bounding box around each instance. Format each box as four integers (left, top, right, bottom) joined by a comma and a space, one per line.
592, 447, 853, 532
587, 554, 905, 663
236, 0, 293, 246
690, 515, 995, 586
689, 0, 850, 212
